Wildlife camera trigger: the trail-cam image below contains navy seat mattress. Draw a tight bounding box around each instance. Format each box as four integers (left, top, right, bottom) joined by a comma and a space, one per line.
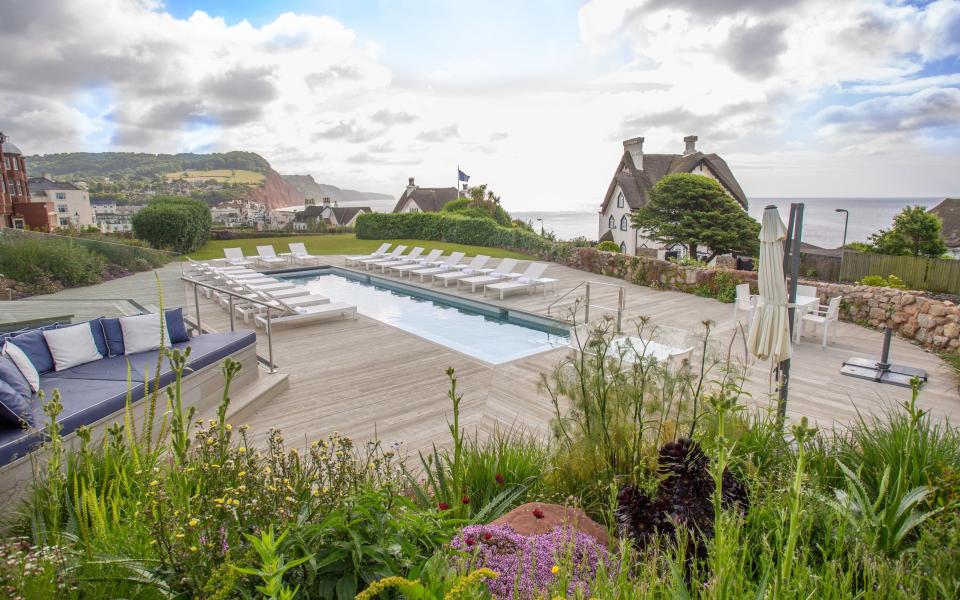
0, 331, 255, 467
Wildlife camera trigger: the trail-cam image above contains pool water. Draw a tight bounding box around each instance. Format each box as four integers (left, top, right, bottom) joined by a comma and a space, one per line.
281, 270, 569, 364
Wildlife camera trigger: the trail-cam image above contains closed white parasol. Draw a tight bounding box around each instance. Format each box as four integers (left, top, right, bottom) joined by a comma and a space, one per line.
748, 206, 792, 364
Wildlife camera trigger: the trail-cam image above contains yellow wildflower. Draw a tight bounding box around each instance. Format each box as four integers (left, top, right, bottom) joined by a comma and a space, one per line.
189, 546, 198, 552
149, 480, 159, 487
238, 447, 246, 454
225, 423, 232, 431
237, 471, 246, 477
444, 569, 498, 600
354, 576, 418, 600
188, 518, 199, 527
213, 498, 225, 504
175, 533, 185, 539
551, 565, 560, 575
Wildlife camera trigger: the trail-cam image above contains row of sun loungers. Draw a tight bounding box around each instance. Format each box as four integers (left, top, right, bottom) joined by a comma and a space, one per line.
343, 244, 558, 299
222, 243, 323, 268
185, 260, 356, 329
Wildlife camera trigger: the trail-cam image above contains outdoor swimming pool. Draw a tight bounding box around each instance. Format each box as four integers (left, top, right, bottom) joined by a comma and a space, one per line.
280, 269, 569, 364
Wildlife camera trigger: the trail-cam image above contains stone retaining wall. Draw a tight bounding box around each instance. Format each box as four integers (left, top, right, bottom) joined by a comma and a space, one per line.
564, 248, 959, 352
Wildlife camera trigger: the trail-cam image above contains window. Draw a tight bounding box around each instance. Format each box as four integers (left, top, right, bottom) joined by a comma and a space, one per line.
619, 241, 626, 253
617, 192, 624, 208
608, 215, 615, 229
59, 218, 70, 227
12, 218, 25, 230
55, 192, 66, 200
57, 204, 68, 213
620, 215, 629, 231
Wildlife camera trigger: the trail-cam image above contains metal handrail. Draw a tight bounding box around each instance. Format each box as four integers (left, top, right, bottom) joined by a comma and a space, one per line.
181, 276, 277, 373
546, 281, 586, 316
547, 279, 626, 333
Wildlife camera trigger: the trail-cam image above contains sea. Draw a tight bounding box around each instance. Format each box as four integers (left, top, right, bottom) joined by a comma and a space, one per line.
514, 198, 944, 248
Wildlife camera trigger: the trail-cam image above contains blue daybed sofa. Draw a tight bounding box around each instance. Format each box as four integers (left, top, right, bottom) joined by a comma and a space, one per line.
0, 312, 256, 467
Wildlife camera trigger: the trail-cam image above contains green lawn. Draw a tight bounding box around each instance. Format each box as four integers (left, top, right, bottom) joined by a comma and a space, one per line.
188, 234, 534, 261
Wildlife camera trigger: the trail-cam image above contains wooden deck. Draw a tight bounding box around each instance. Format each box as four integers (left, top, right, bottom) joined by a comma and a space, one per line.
10, 257, 956, 454
181, 256, 957, 453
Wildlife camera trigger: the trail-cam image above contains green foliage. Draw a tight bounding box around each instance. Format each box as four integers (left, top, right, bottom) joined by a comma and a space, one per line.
693, 271, 739, 303
232, 526, 310, 600
355, 212, 568, 260
132, 195, 212, 253
441, 195, 512, 227
0, 235, 104, 288
868, 205, 948, 258
26, 150, 272, 181
596, 240, 621, 253
631, 173, 761, 260
859, 274, 908, 289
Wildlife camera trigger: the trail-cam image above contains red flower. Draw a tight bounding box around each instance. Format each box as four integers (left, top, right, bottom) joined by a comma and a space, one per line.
495, 473, 505, 486
438, 502, 450, 511
461, 496, 471, 505
483, 533, 493, 541
465, 537, 475, 547
532, 508, 545, 519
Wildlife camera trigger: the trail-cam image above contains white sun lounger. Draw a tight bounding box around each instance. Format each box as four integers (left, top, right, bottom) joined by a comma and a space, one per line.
282, 242, 322, 266
386, 249, 443, 275
356, 245, 406, 267
372, 247, 424, 271
345, 243, 391, 266
223, 247, 253, 267
234, 288, 331, 324
484, 262, 549, 299
256, 245, 288, 267
254, 299, 357, 329
431, 255, 491, 287
409, 252, 465, 282
457, 258, 520, 292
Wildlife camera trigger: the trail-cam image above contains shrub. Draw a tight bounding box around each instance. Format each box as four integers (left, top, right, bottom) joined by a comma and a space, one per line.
441, 197, 513, 227
693, 270, 739, 303
596, 241, 620, 253
132, 195, 211, 253
859, 274, 908, 289
355, 212, 569, 260
0, 235, 103, 287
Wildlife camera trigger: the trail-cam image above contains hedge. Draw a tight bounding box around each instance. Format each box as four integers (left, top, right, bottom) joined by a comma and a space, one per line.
354, 212, 571, 260
132, 196, 212, 254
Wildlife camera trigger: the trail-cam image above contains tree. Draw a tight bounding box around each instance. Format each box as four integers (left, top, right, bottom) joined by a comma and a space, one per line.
132, 195, 212, 253
631, 173, 760, 261
868, 205, 947, 258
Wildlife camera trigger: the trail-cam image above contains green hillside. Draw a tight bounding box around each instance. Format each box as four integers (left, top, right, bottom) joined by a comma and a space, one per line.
25, 151, 272, 182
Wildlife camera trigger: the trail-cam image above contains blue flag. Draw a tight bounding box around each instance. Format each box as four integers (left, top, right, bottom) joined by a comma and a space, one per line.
458, 169, 470, 183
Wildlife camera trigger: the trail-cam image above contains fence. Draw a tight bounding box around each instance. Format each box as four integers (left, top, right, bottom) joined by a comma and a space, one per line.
839, 250, 960, 294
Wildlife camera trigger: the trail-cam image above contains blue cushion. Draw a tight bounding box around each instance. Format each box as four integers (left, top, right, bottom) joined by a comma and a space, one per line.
0, 330, 256, 467
101, 318, 125, 356
0, 378, 33, 428
88, 319, 109, 357
0, 355, 32, 399
165, 309, 190, 344
7, 329, 55, 374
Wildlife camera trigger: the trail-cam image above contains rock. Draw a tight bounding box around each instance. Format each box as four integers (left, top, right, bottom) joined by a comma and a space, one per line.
491, 502, 610, 547
870, 307, 887, 320
930, 304, 947, 317
918, 314, 934, 329
943, 322, 959, 339
900, 322, 918, 338
933, 335, 949, 347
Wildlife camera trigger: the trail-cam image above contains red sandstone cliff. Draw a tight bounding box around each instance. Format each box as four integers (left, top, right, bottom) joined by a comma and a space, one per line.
246, 168, 305, 210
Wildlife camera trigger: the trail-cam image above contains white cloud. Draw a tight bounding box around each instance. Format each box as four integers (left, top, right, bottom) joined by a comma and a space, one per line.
0, 0, 957, 210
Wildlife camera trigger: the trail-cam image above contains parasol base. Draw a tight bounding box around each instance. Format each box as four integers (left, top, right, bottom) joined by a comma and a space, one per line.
840, 357, 927, 388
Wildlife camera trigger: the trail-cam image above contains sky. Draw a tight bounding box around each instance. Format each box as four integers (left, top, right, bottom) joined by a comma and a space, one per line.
1, 0, 959, 210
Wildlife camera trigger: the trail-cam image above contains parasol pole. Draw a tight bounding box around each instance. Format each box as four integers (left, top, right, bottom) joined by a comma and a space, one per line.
777, 203, 804, 420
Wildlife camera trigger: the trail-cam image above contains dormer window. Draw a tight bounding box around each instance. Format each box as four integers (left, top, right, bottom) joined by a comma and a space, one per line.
608, 215, 615, 229
616, 192, 624, 208
620, 215, 628, 231
619, 241, 626, 253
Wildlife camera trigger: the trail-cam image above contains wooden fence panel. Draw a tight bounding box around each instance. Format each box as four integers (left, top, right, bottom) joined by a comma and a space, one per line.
840, 251, 960, 294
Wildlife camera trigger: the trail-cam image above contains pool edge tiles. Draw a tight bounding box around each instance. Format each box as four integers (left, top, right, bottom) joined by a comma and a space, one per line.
276, 266, 570, 364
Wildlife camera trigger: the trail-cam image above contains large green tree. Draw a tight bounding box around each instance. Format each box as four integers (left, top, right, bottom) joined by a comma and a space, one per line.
132, 195, 212, 254
631, 173, 760, 260
868, 205, 948, 258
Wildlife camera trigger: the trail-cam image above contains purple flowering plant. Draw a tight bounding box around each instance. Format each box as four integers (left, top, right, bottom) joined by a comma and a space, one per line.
450, 524, 609, 599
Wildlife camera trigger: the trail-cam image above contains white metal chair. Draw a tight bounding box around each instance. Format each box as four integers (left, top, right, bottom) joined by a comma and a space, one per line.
732, 283, 757, 323
801, 296, 842, 348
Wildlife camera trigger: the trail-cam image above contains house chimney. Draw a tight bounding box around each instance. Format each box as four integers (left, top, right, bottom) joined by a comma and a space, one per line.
623, 136, 644, 170
407, 177, 416, 190
304, 197, 316, 206
683, 135, 698, 155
